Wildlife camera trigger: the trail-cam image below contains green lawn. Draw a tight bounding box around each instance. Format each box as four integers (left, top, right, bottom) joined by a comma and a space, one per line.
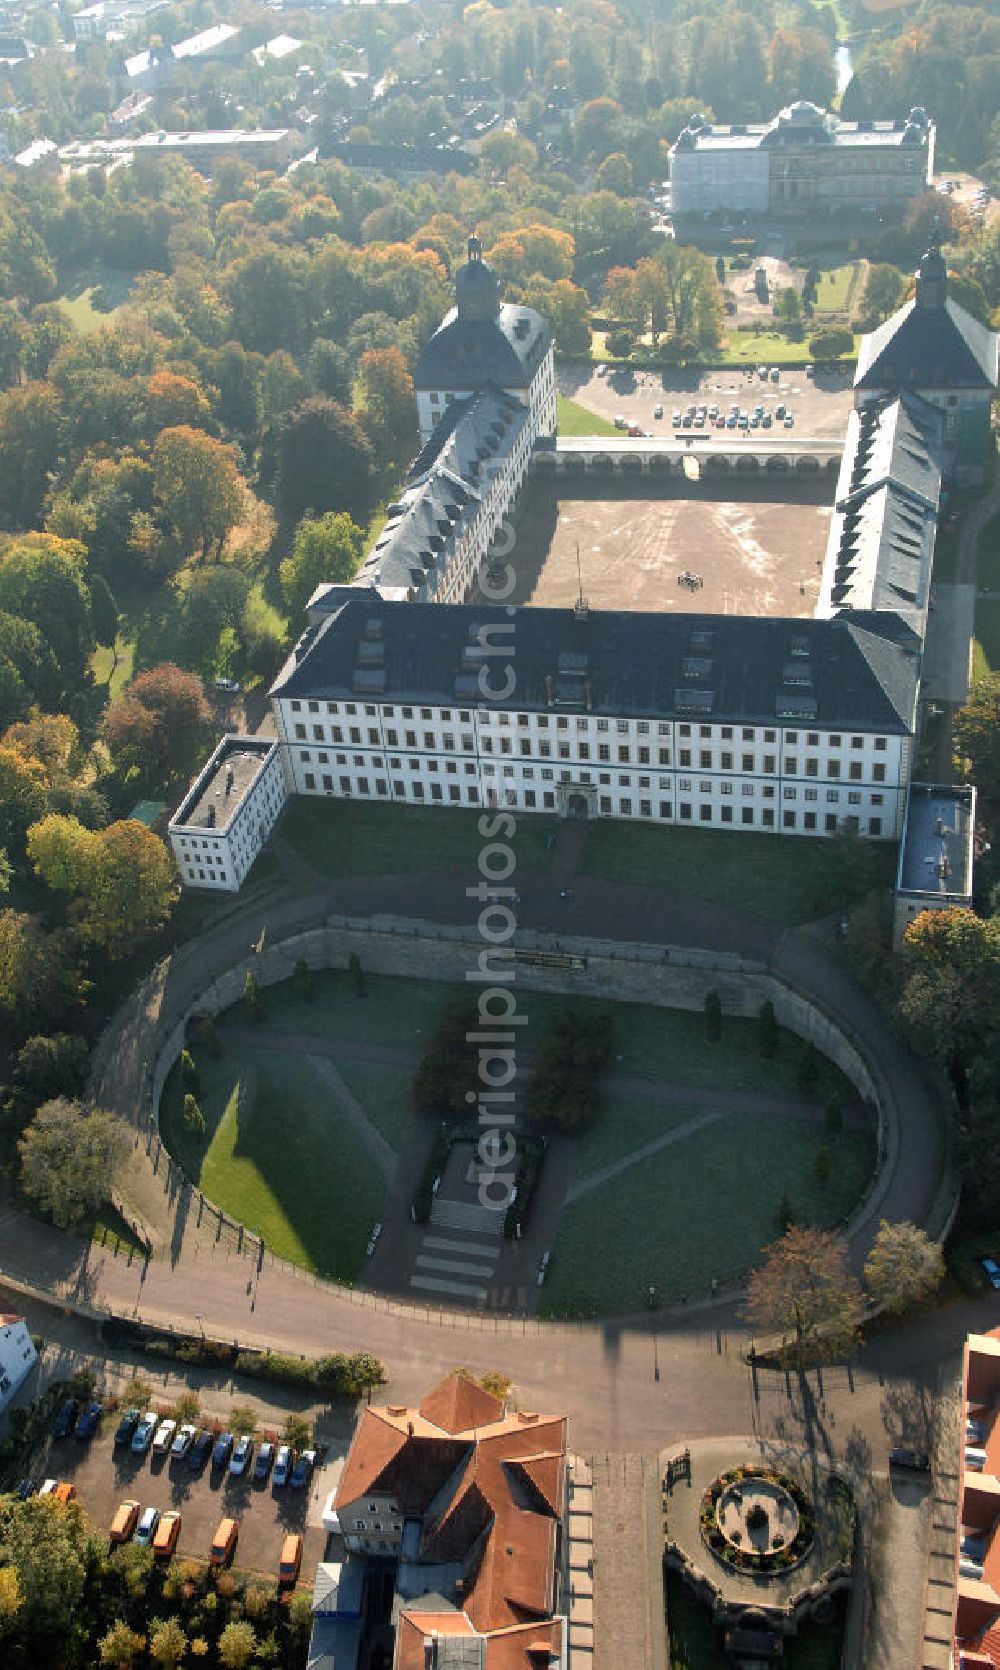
161, 1049, 386, 1279
720, 330, 857, 366
227, 973, 851, 1106
90, 1204, 148, 1259
557, 394, 618, 436
581, 821, 896, 925
279, 797, 557, 880
539, 1107, 876, 1315
57, 270, 134, 334
973, 598, 1000, 679
335, 1060, 414, 1154
91, 635, 135, 700
813, 262, 859, 313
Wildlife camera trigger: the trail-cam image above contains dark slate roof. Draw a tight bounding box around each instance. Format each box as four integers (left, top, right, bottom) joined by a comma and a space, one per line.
855, 293, 998, 391
353, 389, 528, 599
414, 301, 550, 392
271, 596, 921, 734
819, 393, 942, 633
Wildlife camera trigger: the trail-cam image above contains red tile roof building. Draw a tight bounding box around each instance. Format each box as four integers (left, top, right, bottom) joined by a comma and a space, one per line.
954, 1331, 1000, 1667
331, 1373, 568, 1670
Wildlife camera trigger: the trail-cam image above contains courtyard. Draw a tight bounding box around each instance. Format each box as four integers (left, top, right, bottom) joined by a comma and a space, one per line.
479, 477, 835, 617
160, 970, 874, 1317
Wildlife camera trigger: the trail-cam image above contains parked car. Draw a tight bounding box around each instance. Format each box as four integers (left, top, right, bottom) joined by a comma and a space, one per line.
152, 1511, 182, 1559
152, 1419, 177, 1457
290, 1449, 317, 1491
762, 413, 772, 428
253, 1442, 275, 1484
596, 363, 607, 377
188, 1430, 214, 1473
171, 1424, 197, 1460
775, 403, 785, 419
114, 1408, 141, 1449
230, 1435, 254, 1477
671, 411, 681, 426
213, 677, 241, 694
131, 1411, 159, 1454
784, 413, 794, 427
278, 1533, 303, 1585
626, 423, 645, 437
613, 414, 627, 429
889, 1446, 930, 1473
805, 363, 815, 378
980, 1256, 1000, 1289
209, 1517, 238, 1567
52, 1398, 80, 1439
16, 1479, 34, 1500
38, 1479, 58, 1496
273, 1445, 292, 1487
212, 1432, 234, 1470
75, 1402, 103, 1442
53, 1482, 76, 1504
110, 1500, 141, 1543
653, 404, 663, 419
770, 367, 780, 382
135, 1507, 160, 1547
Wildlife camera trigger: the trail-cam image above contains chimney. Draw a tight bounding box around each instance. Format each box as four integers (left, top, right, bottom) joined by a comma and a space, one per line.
545, 675, 554, 708
423, 1632, 438, 1668
584, 679, 592, 712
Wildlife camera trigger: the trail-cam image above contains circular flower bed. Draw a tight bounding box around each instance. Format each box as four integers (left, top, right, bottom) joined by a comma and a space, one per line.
699, 1465, 815, 1576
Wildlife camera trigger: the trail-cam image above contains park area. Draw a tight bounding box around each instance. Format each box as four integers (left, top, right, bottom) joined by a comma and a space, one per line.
160, 969, 872, 1316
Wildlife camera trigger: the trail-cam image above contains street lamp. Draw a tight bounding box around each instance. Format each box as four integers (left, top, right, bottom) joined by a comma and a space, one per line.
195, 1313, 205, 1341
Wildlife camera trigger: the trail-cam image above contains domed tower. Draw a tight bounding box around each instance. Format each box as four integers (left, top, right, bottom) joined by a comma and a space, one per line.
914, 244, 947, 310
413, 230, 555, 447
455, 235, 501, 323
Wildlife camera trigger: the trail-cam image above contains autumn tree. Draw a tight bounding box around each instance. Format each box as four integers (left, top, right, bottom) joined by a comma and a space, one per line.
856, 263, 904, 330
863, 1219, 945, 1315
89, 573, 119, 655
357, 347, 418, 481
280, 512, 365, 618
275, 396, 375, 526
744, 1225, 863, 1369
899, 907, 1000, 1083
145, 369, 209, 435
152, 425, 245, 561
0, 1495, 94, 1653
0, 911, 82, 1030
102, 663, 211, 788
954, 673, 1000, 808
149, 1617, 188, 1670
0, 534, 94, 691
18, 1097, 125, 1228
218, 1620, 257, 1670
0, 610, 60, 726
28, 815, 177, 956
0, 380, 62, 529
98, 1620, 145, 1669
13, 1032, 90, 1110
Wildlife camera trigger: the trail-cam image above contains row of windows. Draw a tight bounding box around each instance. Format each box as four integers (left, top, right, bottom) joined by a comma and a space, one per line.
291, 724, 892, 776
297, 772, 885, 835
285, 699, 888, 754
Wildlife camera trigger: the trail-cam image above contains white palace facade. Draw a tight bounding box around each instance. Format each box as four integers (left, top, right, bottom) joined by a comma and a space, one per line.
169, 239, 994, 896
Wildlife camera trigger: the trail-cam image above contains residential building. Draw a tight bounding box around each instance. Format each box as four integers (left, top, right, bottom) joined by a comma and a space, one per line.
0, 1313, 37, 1412
894, 782, 976, 947
669, 101, 934, 219
12, 137, 57, 170
952, 1329, 1000, 1665
168, 735, 288, 893
854, 247, 999, 484
413, 236, 556, 447
271, 595, 918, 841
314, 1372, 567, 1670
124, 23, 241, 87
61, 128, 302, 176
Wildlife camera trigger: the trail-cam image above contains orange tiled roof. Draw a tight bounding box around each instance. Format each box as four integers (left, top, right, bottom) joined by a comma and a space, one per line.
338, 1376, 567, 1670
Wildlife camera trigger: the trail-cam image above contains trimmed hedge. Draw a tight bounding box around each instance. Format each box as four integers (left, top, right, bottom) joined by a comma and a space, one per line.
102, 1319, 385, 1397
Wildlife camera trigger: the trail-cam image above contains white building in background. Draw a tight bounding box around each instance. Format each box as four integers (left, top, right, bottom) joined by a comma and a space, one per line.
412, 236, 556, 447
0, 1314, 36, 1412
670, 101, 935, 219
168, 735, 288, 892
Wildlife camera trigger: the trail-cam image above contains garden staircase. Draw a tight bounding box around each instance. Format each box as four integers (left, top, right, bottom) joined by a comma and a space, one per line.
429, 1196, 504, 1237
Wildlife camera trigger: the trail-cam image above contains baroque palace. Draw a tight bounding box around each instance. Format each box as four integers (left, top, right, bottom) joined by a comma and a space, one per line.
168, 235, 996, 939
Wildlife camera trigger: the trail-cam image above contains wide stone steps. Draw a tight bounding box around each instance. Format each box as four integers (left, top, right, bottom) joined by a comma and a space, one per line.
429, 1196, 504, 1237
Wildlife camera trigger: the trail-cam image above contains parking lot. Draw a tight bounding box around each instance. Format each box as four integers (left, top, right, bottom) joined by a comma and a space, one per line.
38, 1418, 341, 1581
560, 361, 855, 441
